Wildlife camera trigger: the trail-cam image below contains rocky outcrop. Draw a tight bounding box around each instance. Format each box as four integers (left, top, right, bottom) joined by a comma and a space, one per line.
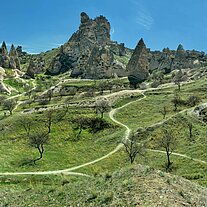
9, 44, 20, 69
46, 12, 126, 79
0, 42, 10, 68
126, 38, 149, 88
0, 42, 21, 69
25, 59, 36, 78
148, 44, 207, 73
0, 67, 10, 94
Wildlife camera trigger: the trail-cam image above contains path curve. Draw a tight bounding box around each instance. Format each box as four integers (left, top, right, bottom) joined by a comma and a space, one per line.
149, 149, 207, 164
0, 93, 146, 176
1, 81, 207, 176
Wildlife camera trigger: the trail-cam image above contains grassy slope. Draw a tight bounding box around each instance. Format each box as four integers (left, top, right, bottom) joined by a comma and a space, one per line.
1, 165, 207, 207
0, 76, 207, 206
115, 78, 207, 186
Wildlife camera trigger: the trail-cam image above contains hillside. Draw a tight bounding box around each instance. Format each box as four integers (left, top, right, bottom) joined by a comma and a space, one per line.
1, 164, 207, 207
0, 67, 206, 206
1, 10, 207, 207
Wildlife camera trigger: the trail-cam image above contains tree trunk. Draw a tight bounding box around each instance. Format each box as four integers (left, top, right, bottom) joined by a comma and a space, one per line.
174, 103, 177, 111
166, 151, 171, 171
34, 145, 44, 164
130, 155, 134, 164
178, 83, 181, 91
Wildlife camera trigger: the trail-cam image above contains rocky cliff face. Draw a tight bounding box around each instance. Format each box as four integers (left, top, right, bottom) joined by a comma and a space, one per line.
126, 38, 149, 88
149, 44, 207, 73
46, 12, 127, 79
0, 42, 21, 70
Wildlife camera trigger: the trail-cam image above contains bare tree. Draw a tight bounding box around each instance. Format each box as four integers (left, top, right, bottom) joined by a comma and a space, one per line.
2, 98, 18, 115
73, 117, 87, 139
107, 81, 114, 93
158, 129, 177, 171
0, 124, 11, 139
186, 122, 193, 141
123, 129, 146, 164
98, 81, 107, 95
171, 91, 181, 112
95, 98, 111, 118
29, 131, 49, 164
159, 106, 168, 119
19, 116, 33, 137
0, 95, 6, 106
46, 89, 53, 101
173, 70, 188, 91
67, 87, 77, 99
186, 95, 200, 107
44, 109, 55, 133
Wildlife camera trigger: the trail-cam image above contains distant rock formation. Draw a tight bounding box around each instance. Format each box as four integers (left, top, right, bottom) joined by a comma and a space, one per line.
46, 12, 127, 79
0, 42, 21, 69
9, 44, 21, 69
24, 59, 36, 79
0, 41, 10, 68
0, 67, 10, 94
126, 38, 149, 88
148, 44, 207, 73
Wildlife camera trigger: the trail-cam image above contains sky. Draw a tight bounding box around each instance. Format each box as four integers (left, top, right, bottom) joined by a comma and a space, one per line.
1, 0, 207, 53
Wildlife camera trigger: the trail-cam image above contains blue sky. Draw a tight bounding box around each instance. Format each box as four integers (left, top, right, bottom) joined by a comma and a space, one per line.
1, 0, 207, 53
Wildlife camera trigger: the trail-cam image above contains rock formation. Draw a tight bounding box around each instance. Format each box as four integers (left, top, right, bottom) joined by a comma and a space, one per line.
25, 59, 36, 79
0, 42, 21, 69
148, 44, 207, 73
126, 38, 149, 88
0, 67, 10, 94
9, 44, 20, 69
0, 42, 10, 68
46, 12, 126, 79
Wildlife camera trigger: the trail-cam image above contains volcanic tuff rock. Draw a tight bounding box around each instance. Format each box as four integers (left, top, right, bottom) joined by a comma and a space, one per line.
9, 44, 21, 69
126, 38, 149, 88
0, 42, 10, 68
148, 44, 207, 73
0, 42, 21, 69
46, 12, 127, 79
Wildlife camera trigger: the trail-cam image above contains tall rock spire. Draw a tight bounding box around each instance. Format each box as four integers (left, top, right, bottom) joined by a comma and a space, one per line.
0, 41, 10, 68
9, 44, 20, 69
126, 38, 149, 88
46, 12, 123, 79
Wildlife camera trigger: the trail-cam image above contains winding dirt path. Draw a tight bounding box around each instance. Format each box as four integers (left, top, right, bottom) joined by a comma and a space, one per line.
0, 80, 206, 177
148, 149, 207, 164
0, 93, 146, 176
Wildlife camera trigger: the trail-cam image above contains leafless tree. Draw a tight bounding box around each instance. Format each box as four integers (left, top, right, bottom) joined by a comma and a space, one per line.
29, 131, 49, 164
171, 92, 181, 112
44, 109, 55, 133
0, 95, 6, 105
73, 117, 87, 139
2, 98, 18, 115
0, 124, 11, 139
46, 89, 53, 101
159, 106, 168, 119
186, 95, 200, 107
19, 116, 33, 137
98, 81, 107, 95
187, 122, 193, 141
158, 129, 177, 171
95, 98, 111, 118
105, 80, 114, 93
173, 69, 188, 91
123, 129, 146, 164
67, 87, 77, 98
